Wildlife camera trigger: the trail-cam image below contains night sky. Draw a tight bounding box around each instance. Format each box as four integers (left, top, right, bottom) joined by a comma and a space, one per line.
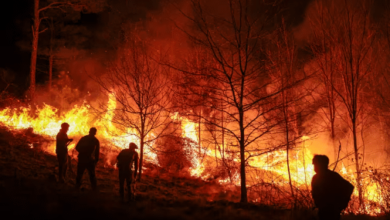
0, 1, 31, 87
1, 1, 390, 217
0, 0, 313, 96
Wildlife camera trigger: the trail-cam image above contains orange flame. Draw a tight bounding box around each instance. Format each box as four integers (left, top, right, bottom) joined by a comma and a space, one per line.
0, 101, 386, 215
0, 95, 157, 162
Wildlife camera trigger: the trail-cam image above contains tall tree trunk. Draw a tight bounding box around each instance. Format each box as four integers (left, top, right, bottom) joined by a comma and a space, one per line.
198, 110, 201, 154
283, 94, 295, 206
331, 119, 336, 159
29, 0, 40, 99
328, 85, 337, 160
138, 120, 145, 181
49, 55, 53, 92
352, 117, 363, 209
49, 18, 54, 92
221, 104, 224, 160
239, 109, 247, 203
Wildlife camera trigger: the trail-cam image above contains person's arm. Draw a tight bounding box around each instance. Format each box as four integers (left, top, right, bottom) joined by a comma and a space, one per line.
95, 139, 100, 163
134, 153, 139, 180
65, 134, 73, 145
58, 133, 70, 149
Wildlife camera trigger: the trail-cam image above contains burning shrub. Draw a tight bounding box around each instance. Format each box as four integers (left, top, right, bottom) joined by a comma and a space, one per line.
156, 135, 198, 175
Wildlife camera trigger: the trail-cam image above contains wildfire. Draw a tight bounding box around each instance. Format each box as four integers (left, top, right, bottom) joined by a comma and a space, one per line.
0, 95, 157, 162
0, 99, 386, 215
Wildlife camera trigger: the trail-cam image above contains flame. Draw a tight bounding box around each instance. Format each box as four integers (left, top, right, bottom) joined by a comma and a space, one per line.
0, 101, 387, 215
0, 95, 156, 163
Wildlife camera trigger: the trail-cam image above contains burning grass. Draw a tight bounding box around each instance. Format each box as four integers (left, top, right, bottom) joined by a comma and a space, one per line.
1, 126, 388, 220
1, 124, 390, 219
0, 100, 389, 216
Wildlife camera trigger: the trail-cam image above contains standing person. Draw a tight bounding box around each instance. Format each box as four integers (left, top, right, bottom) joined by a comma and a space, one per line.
75, 127, 100, 190
117, 142, 139, 202
56, 122, 73, 183
311, 155, 354, 220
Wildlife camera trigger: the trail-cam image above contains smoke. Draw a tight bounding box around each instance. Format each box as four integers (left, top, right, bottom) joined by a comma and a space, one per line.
295, 0, 390, 167
50, 0, 315, 97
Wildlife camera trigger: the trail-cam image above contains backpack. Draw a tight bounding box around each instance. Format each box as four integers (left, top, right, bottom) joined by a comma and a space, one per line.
338, 175, 354, 210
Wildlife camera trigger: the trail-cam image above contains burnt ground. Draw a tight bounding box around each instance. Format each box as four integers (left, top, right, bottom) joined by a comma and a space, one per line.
0, 126, 387, 220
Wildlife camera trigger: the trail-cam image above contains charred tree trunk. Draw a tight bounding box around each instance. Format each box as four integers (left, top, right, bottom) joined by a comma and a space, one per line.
138, 136, 144, 181
30, 0, 40, 99
239, 108, 247, 203
198, 111, 201, 154
283, 90, 295, 206
352, 116, 363, 208
138, 119, 145, 181
221, 105, 225, 160
49, 55, 53, 92
239, 71, 247, 203
49, 18, 54, 92
327, 79, 337, 160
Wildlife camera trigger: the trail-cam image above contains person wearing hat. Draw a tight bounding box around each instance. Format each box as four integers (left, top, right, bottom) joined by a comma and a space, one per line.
117, 142, 139, 202
56, 122, 73, 183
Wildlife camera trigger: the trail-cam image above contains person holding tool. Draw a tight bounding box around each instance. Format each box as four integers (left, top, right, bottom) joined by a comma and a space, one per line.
56, 122, 73, 183
117, 142, 139, 202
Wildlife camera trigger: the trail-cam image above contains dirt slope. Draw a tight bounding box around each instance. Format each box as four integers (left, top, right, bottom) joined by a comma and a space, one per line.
0, 126, 385, 220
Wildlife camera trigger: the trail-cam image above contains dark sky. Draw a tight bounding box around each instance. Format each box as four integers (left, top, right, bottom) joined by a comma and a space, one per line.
0, 1, 31, 77
0, 0, 313, 95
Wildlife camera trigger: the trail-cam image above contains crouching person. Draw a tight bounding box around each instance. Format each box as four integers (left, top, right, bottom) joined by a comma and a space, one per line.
117, 142, 139, 202
75, 127, 100, 191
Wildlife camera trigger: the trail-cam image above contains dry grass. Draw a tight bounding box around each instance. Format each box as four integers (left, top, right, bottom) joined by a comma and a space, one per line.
0, 126, 388, 220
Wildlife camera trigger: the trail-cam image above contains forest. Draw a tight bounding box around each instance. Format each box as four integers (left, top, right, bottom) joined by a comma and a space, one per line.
0, 0, 390, 219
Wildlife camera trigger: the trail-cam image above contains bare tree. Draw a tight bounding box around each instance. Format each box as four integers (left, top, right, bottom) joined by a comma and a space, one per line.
94, 39, 173, 181
29, 0, 105, 99
306, 0, 378, 209
374, 1, 390, 160
307, 2, 340, 159
174, 0, 285, 202
266, 21, 311, 206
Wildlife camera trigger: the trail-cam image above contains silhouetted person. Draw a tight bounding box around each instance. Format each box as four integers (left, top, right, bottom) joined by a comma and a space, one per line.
311, 155, 354, 220
75, 127, 100, 190
56, 122, 73, 183
117, 142, 139, 202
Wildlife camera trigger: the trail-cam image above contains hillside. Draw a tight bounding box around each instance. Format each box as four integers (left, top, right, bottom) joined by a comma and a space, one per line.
0, 126, 385, 220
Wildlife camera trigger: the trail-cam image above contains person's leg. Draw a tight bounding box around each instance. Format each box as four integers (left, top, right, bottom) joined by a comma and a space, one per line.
87, 161, 97, 190
63, 155, 68, 178
318, 209, 341, 220
119, 171, 125, 201
57, 154, 63, 182
129, 171, 135, 201
331, 210, 341, 220
57, 154, 66, 182
126, 171, 132, 201
318, 209, 327, 220
75, 162, 86, 188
